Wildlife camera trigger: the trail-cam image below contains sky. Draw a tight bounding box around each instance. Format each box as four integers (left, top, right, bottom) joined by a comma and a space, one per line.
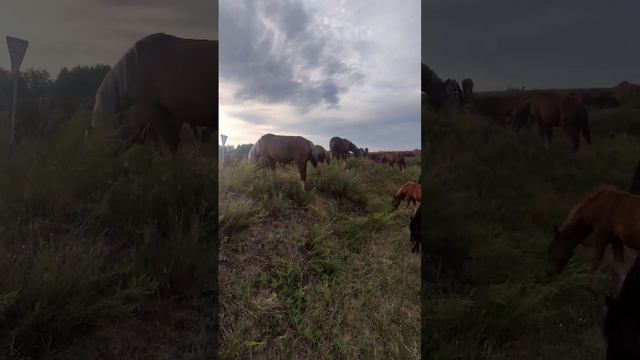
0, 0, 218, 76
219, 0, 421, 151
422, 0, 640, 91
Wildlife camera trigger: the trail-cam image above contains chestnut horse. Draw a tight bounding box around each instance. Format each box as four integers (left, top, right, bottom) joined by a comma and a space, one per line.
546, 186, 640, 281
248, 133, 318, 190
529, 92, 591, 151
392, 181, 422, 210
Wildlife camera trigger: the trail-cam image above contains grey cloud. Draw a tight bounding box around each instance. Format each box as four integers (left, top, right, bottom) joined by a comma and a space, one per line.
220, 0, 365, 112
422, 0, 640, 90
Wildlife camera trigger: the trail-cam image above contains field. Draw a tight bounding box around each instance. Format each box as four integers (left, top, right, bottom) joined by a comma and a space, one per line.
219, 153, 421, 359
423, 99, 640, 359
0, 110, 218, 359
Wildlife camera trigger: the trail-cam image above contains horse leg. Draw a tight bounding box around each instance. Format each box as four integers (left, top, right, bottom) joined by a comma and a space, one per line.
297, 161, 307, 191
610, 238, 626, 292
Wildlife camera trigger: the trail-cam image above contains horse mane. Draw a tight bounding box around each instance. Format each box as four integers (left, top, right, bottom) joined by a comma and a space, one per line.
561, 185, 618, 229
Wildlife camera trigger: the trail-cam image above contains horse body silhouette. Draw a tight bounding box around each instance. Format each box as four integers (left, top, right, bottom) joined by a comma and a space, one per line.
248, 133, 318, 190
90, 33, 217, 153
547, 186, 640, 279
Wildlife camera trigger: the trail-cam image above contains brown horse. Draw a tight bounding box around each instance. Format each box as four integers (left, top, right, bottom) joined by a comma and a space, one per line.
604, 252, 640, 360
329, 136, 363, 168
383, 153, 406, 170
392, 181, 422, 210
529, 92, 591, 150
248, 133, 318, 190
90, 33, 217, 153
315, 145, 330, 164
409, 203, 422, 253
547, 186, 640, 280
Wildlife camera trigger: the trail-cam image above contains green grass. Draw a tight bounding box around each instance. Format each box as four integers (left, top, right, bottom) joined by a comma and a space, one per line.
219, 154, 421, 359
0, 110, 218, 359
423, 103, 640, 359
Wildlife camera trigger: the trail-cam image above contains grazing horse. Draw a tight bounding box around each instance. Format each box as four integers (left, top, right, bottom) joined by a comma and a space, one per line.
315, 144, 330, 166
444, 79, 463, 108
383, 153, 406, 170
248, 133, 318, 190
409, 203, 422, 253
392, 181, 422, 210
467, 93, 534, 127
604, 253, 640, 360
529, 92, 591, 150
422, 63, 448, 112
90, 33, 217, 153
546, 186, 640, 282
329, 136, 363, 168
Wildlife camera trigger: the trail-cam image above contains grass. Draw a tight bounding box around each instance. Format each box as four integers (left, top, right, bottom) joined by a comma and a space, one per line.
219, 153, 421, 359
0, 110, 218, 359
423, 103, 640, 359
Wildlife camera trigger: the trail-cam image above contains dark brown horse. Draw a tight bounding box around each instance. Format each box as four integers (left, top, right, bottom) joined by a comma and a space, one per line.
604, 252, 640, 360
409, 203, 422, 253
329, 137, 363, 168
422, 63, 448, 111
547, 186, 640, 280
248, 133, 318, 190
383, 153, 406, 170
529, 92, 591, 150
461, 78, 474, 103
392, 181, 422, 210
90, 33, 217, 153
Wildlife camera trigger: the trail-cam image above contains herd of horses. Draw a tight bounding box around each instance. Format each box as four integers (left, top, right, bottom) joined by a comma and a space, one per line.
246, 133, 422, 252
423, 63, 640, 152
424, 62, 640, 357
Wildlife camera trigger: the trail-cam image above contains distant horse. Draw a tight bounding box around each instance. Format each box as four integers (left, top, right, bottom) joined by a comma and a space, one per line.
529, 92, 591, 150
604, 253, 640, 360
444, 79, 463, 108
546, 186, 640, 281
461, 78, 474, 102
248, 133, 318, 190
315, 144, 330, 166
409, 203, 422, 253
383, 153, 406, 170
329, 136, 363, 168
392, 181, 422, 210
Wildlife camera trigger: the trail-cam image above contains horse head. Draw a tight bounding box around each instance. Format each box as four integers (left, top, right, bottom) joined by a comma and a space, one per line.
546, 224, 576, 278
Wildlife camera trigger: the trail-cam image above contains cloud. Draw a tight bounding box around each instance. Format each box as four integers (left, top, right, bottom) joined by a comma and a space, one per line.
219, 0, 366, 112
422, 0, 640, 90
0, 0, 217, 76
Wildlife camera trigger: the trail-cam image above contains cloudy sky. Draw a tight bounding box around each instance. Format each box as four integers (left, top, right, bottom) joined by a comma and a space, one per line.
219, 0, 421, 151
423, 0, 640, 91
0, 1, 217, 76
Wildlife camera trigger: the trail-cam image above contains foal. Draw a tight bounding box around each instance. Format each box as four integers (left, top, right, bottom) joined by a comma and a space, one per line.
392, 181, 422, 210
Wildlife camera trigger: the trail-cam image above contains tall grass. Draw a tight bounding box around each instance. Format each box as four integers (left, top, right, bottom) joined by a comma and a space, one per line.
423, 106, 640, 359
219, 148, 421, 359
0, 112, 218, 358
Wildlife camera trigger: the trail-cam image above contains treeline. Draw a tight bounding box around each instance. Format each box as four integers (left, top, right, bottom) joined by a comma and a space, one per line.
220, 144, 253, 157
0, 65, 110, 140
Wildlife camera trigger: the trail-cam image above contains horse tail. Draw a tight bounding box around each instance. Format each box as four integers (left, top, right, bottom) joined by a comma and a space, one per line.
308, 141, 319, 168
